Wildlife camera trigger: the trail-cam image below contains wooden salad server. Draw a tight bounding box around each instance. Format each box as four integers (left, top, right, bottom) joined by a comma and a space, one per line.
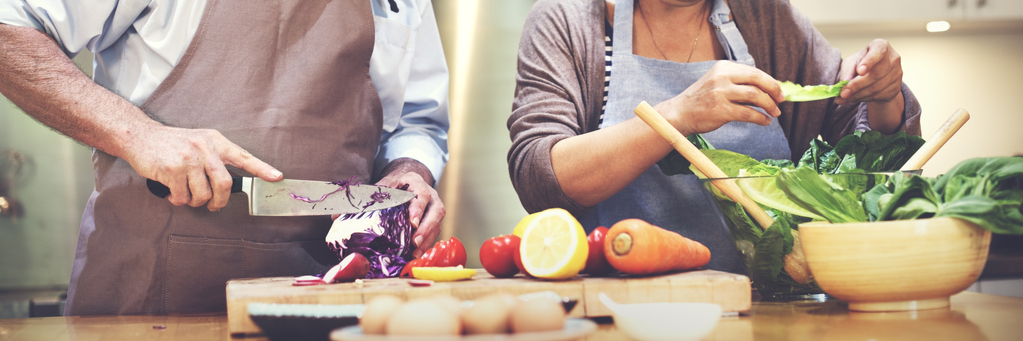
902, 108, 970, 171
634, 102, 814, 284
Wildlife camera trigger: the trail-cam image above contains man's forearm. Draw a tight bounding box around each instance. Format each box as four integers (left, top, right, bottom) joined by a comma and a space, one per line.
0, 24, 158, 159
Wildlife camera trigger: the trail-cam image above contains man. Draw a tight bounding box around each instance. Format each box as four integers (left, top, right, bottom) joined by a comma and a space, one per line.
0, 0, 449, 315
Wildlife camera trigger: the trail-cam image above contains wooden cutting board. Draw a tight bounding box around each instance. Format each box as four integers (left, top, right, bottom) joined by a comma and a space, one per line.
226, 269, 751, 335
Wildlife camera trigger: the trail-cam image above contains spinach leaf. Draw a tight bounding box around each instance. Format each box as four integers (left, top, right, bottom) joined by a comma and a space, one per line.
871, 173, 940, 220
933, 157, 1023, 203
931, 157, 1023, 234
798, 139, 840, 173
939, 196, 1023, 235
866, 157, 1023, 234
832, 130, 926, 173
751, 217, 794, 282
762, 158, 795, 169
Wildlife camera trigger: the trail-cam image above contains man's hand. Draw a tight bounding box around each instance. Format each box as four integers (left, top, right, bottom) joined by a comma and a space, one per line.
374, 158, 444, 257
125, 125, 282, 211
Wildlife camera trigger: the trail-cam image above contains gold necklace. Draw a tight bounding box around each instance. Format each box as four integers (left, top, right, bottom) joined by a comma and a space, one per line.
637, 0, 708, 63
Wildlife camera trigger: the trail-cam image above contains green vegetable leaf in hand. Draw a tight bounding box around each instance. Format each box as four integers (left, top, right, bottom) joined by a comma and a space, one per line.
779, 80, 849, 102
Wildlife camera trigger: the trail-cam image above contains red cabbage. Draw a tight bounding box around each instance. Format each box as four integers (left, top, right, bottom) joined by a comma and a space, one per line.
325, 202, 416, 278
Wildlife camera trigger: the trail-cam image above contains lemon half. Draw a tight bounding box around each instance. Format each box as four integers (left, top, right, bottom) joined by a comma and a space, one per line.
518, 208, 588, 280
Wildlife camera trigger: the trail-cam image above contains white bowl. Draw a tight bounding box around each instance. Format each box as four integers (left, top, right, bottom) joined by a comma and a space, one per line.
599, 293, 722, 341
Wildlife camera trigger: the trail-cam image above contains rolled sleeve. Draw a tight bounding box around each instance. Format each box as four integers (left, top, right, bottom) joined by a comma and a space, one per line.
0, 1, 45, 30
0, 0, 145, 57
373, 2, 450, 186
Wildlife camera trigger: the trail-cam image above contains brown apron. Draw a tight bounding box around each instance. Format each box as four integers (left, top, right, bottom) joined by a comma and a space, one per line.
65, 0, 382, 315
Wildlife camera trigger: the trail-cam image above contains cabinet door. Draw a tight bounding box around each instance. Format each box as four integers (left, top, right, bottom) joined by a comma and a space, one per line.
964, 0, 1023, 21
788, 0, 964, 24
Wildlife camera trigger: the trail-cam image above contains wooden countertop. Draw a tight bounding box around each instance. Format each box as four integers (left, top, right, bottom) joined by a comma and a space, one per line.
2, 292, 1021, 341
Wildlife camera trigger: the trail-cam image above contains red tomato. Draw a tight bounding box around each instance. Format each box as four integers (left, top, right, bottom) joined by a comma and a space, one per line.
427, 237, 468, 268
583, 226, 613, 276
398, 237, 468, 277
479, 235, 520, 278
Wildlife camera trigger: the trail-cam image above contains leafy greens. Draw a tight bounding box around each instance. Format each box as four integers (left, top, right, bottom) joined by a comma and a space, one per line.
680, 129, 925, 296
779, 80, 849, 102
865, 157, 1023, 234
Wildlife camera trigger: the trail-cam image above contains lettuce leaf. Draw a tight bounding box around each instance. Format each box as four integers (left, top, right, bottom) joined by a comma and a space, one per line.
776, 167, 868, 223
779, 80, 849, 102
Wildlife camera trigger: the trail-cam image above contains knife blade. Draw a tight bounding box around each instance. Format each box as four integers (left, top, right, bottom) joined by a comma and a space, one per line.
145, 177, 415, 216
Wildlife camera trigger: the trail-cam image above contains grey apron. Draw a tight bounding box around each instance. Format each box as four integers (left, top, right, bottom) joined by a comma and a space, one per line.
65, 0, 382, 315
579, 0, 791, 275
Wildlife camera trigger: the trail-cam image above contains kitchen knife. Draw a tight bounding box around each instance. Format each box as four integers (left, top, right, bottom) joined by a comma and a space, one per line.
146, 177, 415, 216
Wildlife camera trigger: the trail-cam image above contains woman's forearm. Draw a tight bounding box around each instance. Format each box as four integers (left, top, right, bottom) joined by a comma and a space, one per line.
866, 91, 905, 135
550, 116, 674, 207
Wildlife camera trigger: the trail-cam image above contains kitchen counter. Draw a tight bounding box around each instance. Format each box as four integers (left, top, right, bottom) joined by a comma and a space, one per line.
2, 292, 1021, 340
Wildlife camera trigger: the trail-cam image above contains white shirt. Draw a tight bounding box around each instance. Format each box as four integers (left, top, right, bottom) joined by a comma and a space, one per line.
0, 0, 450, 183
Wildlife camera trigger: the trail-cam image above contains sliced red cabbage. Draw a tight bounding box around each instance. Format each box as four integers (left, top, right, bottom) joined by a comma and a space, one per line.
325, 202, 415, 278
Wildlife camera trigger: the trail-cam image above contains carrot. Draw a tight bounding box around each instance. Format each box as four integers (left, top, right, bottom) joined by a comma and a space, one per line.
603, 219, 711, 275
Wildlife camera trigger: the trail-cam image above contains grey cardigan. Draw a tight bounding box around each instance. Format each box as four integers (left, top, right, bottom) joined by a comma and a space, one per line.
507, 0, 922, 215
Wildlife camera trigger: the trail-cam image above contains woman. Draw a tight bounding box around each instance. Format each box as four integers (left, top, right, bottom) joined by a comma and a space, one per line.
507, 0, 921, 274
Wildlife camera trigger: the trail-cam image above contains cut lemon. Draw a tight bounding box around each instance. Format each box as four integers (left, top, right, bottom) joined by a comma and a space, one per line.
411, 266, 477, 282
512, 212, 539, 237
518, 208, 588, 280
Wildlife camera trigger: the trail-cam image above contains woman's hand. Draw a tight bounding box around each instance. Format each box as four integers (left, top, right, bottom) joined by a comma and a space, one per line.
837, 39, 903, 105
659, 61, 785, 136
837, 39, 905, 134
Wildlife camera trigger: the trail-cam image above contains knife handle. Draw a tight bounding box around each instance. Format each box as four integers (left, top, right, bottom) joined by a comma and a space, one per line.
146, 177, 244, 198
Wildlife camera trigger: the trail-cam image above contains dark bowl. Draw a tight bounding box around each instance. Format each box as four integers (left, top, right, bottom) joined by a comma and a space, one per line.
248, 302, 363, 341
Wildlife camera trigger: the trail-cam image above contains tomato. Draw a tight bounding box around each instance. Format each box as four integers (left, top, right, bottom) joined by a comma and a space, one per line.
428, 237, 468, 268
583, 226, 613, 276
399, 237, 468, 277
479, 235, 520, 278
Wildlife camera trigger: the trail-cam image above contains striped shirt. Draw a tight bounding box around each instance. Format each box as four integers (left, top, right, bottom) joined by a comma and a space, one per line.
599, 18, 613, 126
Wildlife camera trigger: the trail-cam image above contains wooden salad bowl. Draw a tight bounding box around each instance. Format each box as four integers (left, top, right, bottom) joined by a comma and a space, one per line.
799, 217, 991, 312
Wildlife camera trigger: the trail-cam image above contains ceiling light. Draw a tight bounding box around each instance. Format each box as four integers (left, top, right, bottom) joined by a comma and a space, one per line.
926, 21, 951, 33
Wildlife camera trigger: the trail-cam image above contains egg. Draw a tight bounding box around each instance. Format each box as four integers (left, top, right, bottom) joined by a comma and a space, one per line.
463, 293, 516, 334
510, 296, 566, 333
432, 295, 465, 316
385, 297, 462, 335
360, 295, 404, 334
